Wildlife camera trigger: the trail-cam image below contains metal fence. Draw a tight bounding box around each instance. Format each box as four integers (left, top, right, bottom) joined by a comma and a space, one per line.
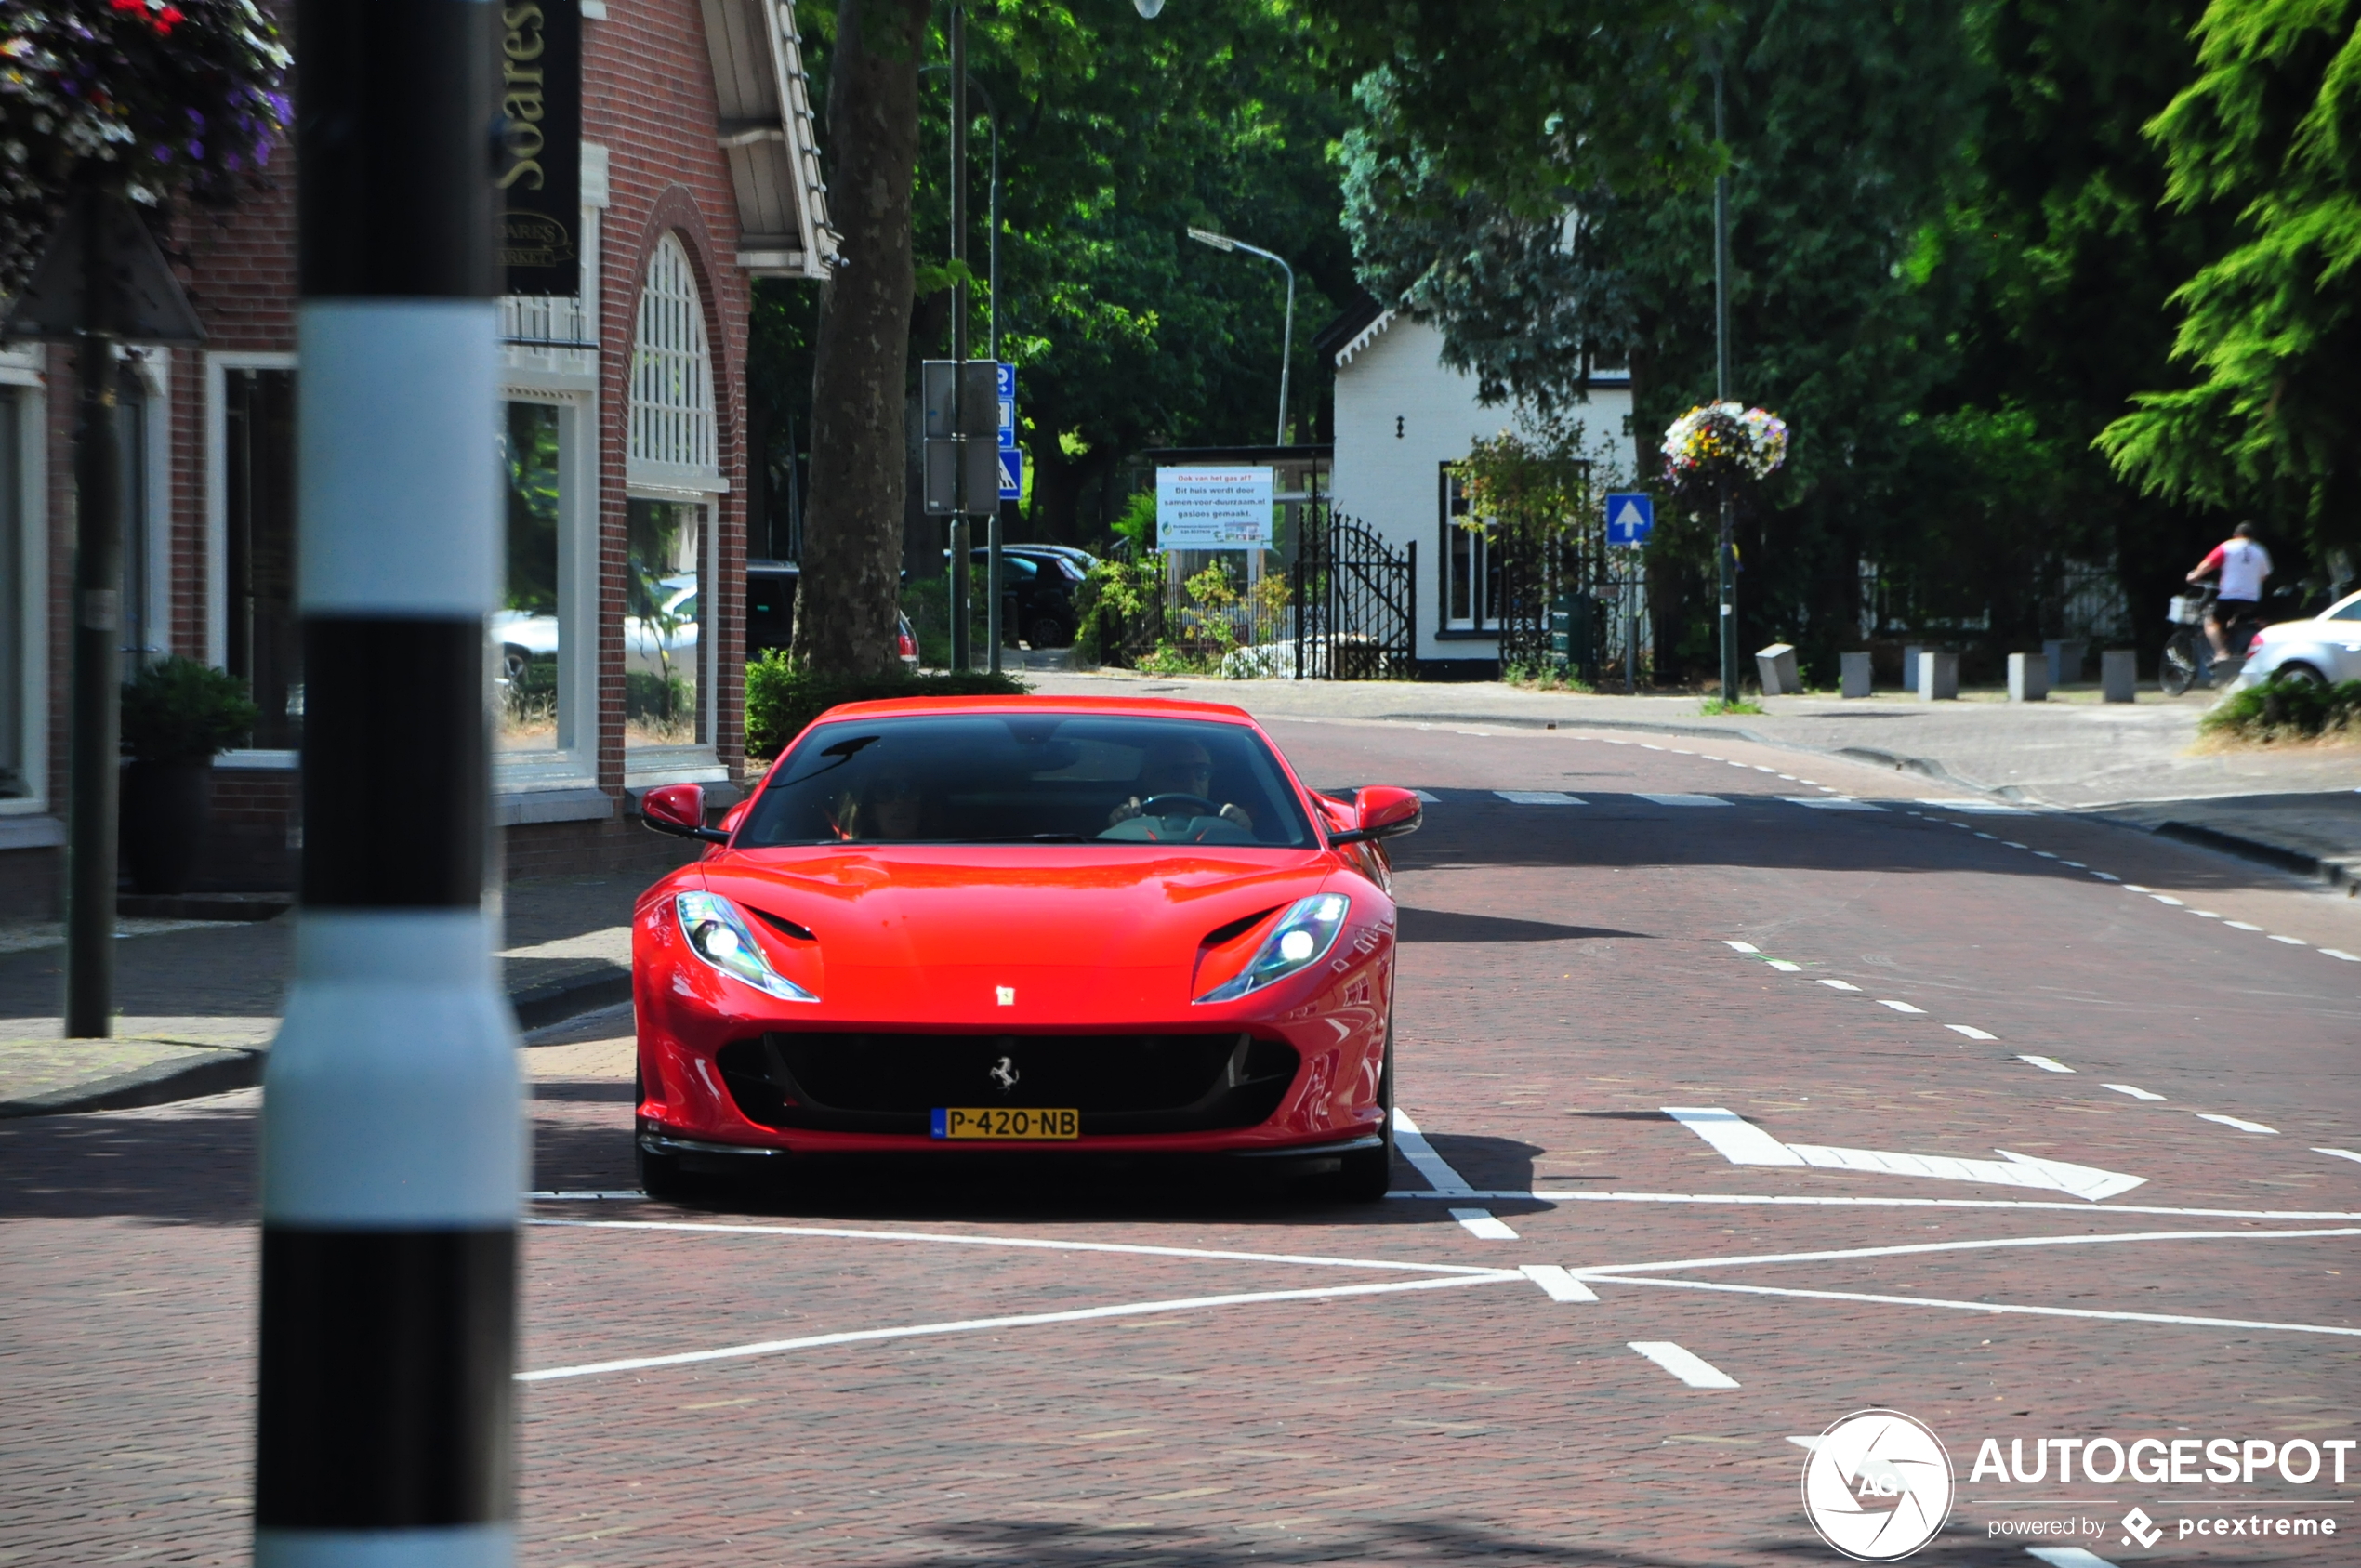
1291, 508, 1417, 679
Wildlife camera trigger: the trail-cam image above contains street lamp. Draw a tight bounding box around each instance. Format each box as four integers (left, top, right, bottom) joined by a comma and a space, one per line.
1133, 0, 1165, 15
1187, 225, 1294, 447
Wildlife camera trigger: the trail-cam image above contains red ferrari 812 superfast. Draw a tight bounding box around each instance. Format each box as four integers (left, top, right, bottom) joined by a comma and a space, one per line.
629, 694, 1420, 1198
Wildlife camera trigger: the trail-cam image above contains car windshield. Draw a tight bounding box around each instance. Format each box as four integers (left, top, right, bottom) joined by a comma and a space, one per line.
735, 714, 1317, 848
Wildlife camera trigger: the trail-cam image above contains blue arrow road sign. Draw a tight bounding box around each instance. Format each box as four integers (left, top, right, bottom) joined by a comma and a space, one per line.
1605, 492, 1655, 546
996, 362, 1021, 498
998, 444, 1023, 501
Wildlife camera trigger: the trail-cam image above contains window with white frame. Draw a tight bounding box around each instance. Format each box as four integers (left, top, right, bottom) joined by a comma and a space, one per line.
222, 366, 301, 748
497, 399, 564, 753
1440, 466, 1501, 633
631, 234, 715, 475
0, 383, 29, 799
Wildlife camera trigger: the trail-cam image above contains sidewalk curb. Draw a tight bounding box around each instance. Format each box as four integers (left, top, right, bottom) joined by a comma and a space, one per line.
2146, 820, 2357, 895
4, 965, 634, 1119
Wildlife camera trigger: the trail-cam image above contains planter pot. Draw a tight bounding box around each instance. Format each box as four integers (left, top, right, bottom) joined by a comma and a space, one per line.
121, 758, 214, 896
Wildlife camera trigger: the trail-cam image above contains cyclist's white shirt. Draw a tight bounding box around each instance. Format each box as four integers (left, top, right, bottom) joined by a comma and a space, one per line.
2216, 539, 2272, 600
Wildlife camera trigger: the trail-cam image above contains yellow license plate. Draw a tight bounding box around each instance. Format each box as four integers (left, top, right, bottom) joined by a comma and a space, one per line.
930, 1107, 1080, 1140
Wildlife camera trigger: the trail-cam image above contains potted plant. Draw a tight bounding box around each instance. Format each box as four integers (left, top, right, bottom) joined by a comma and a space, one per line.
118, 656, 257, 895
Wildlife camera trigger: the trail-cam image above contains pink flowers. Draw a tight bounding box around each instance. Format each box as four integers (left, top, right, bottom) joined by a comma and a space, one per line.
1662, 402, 1789, 489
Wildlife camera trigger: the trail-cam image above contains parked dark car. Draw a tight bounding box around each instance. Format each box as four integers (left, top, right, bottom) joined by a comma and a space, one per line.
969, 545, 1093, 648
749, 560, 917, 667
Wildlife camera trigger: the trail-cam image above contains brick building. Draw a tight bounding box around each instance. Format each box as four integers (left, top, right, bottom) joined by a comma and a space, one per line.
0, 0, 834, 913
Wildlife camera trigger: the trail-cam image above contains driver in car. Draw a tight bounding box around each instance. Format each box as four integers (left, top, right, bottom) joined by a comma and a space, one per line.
1108, 738, 1255, 832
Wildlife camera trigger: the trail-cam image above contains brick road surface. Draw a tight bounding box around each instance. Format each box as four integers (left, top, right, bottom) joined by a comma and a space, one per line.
3, 718, 2355, 1565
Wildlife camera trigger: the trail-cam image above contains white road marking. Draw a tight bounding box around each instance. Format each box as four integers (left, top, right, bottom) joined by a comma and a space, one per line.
2026, 1548, 2123, 1568
1597, 1273, 2361, 1340
1782, 796, 1882, 810
1766, 959, 1802, 972
1575, 1225, 2361, 1281
531, 1191, 655, 1201
1391, 1189, 2361, 1219
2091, 873, 2120, 881
1975, 831, 1998, 840
1629, 1341, 1741, 1389
2061, 860, 2086, 867
2150, 894, 2185, 906
1662, 1106, 2145, 1199
2123, 884, 2152, 893
533, 1218, 1515, 1275
2018, 1055, 2075, 1073
1818, 979, 1861, 991
1946, 1024, 1999, 1040
1393, 1108, 1477, 1195
1777, 773, 1797, 781
1519, 1264, 1598, 1302
2269, 934, 2307, 945
2324, 948, 2361, 962
1449, 1207, 1521, 1240
2104, 1085, 2166, 1101
1753, 765, 1776, 773
2315, 1148, 2361, 1166
1919, 797, 2028, 813
2003, 841, 2028, 850
2189, 909, 2221, 918
521, 1272, 1522, 1383
1639, 793, 1731, 807
2034, 850, 2059, 859
1723, 940, 1761, 953
1640, 744, 1665, 750
1495, 790, 1587, 805
2223, 920, 2262, 931
2197, 1113, 2279, 1134
1878, 999, 1926, 1013
1414, 790, 1442, 802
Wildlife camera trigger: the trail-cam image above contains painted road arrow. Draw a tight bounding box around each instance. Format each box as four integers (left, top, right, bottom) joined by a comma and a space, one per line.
1663, 1107, 2146, 1203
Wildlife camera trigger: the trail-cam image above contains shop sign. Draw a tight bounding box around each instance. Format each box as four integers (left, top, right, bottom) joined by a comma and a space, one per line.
497, 0, 582, 296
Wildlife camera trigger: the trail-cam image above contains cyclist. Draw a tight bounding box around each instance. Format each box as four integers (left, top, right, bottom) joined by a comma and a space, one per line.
2186, 522, 2273, 659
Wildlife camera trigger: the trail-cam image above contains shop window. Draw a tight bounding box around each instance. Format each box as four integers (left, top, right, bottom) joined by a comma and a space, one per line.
1440, 467, 1501, 633
626, 497, 705, 746
225, 367, 300, 748
496, 401, 563, 752
0, 386, 26, 798
630, 234, 715, 475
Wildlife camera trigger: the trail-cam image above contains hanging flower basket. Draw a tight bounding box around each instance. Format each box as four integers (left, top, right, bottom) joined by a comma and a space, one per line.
1661, 402, 1788, 498
0, 0, 291, 292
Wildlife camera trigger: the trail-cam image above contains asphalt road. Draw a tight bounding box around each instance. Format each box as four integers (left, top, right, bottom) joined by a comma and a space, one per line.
6, 717, 2358, 1566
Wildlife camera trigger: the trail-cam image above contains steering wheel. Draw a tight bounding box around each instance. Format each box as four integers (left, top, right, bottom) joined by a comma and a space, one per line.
1140, 793, 1220, 820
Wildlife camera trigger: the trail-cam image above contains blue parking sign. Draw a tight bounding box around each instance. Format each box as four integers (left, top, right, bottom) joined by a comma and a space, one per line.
1604, 492, 1654, 546
996, 362, 1020, 499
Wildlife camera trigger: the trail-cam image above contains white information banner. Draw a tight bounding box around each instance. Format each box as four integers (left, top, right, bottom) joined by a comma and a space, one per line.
1155, 466, 1273, 549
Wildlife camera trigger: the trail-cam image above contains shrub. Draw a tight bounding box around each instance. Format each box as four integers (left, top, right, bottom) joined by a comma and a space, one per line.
744, 653, 1028, 759
2199, 674, 2361, 744
119, 655, 257, 761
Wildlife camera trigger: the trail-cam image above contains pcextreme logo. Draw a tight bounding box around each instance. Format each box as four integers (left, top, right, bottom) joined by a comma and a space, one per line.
1801, 1409, 1956, 1561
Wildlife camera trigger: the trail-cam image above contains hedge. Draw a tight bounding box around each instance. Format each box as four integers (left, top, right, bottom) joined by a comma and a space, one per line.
744, 654, 1028, 759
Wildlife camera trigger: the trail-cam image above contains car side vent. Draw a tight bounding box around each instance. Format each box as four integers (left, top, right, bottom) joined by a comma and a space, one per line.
751, 907, 816, 942
1201, 907, 1281, 949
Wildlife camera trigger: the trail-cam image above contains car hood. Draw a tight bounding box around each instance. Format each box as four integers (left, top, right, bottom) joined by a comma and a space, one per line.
695, 846, 1340, 1024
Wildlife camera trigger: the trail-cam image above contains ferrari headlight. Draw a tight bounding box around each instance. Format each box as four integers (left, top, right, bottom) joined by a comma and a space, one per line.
675, 890, 815, 1002
1194, 893, 1351, 1003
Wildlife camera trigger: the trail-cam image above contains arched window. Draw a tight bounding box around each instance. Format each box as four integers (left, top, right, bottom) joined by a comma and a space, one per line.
630, 234, 716, 477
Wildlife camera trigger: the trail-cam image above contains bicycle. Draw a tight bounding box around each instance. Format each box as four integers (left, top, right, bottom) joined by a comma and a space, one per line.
2159, 586, 2263, 695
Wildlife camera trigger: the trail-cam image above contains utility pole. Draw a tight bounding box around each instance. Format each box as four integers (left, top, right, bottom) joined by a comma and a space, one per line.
65, 184, 123, 1039
256, 4, 521, 1565
945, 5, 992, 672
1713, 64, 1740, 705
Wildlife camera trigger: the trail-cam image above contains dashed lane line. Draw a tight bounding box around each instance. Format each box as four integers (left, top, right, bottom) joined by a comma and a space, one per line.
1878, 999, 1926, 1014
2316, 1148, 2361, 1166
2196, 1113, 2280, 1135
1629, 1341, 1742, 1389
1947, 1024, 2000, 1041
2018, 1055, 2075, 1074
1638, 793, 1732, 807
1494, 789, 1587, 805
1519, 1264, 1599, 1302
1393, 1107, 1477, 1196
1386, 1189, 2361, 1220
1449, 1207, 1521, 1240
2104, 1085, 2167, 1100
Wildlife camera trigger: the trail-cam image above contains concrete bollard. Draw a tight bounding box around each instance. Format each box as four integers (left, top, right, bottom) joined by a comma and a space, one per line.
2008, 652, 2049, 702
1840, 651, 1872, 698
1918, 651, 1959, 701
1756, 642, 1800, 696
2102, 648, 2138, 703
1902, 644, 1924, 695
2044, 638, 2086, 688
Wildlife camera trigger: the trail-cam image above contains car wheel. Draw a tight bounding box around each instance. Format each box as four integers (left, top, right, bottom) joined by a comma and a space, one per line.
502, 643, 532, 684
2275, 662, 2327, 688
1331, 1020, 1396, 1202
1030, 614, 1073, 651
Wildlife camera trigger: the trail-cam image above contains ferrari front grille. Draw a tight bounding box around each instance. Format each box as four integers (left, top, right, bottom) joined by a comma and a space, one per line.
715, 1031, 1300, 1136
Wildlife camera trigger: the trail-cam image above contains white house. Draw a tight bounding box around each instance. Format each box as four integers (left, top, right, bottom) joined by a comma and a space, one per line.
1320, 303, 1638, 671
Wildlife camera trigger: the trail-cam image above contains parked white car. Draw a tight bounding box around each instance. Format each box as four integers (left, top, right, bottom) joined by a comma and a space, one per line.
492, 573, 700, 683
2234, 588, 2361, 689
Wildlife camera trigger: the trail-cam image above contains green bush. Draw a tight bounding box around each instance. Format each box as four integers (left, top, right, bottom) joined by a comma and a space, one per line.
119, 656, 259, 762
745, 653, 1029, 759
2199, 673, 2361, 744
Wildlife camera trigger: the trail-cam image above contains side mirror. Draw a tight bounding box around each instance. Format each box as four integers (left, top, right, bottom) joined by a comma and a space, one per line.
641, 783, 730, 844
1328, 784, 1421, 846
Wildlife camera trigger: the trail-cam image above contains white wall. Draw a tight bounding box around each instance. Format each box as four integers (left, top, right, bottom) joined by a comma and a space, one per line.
1330, 314, 1635, 664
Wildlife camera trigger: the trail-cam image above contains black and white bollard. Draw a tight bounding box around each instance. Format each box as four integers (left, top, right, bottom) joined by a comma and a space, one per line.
257, 3, 522, 1565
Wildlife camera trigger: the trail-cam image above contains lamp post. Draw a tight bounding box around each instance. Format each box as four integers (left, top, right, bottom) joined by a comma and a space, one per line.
928, 53, 1004, 671
1712, 63, 1739, 705
1186, 226, 1294, 448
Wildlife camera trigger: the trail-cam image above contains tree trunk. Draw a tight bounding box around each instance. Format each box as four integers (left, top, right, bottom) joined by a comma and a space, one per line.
793, 0, 930, 677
